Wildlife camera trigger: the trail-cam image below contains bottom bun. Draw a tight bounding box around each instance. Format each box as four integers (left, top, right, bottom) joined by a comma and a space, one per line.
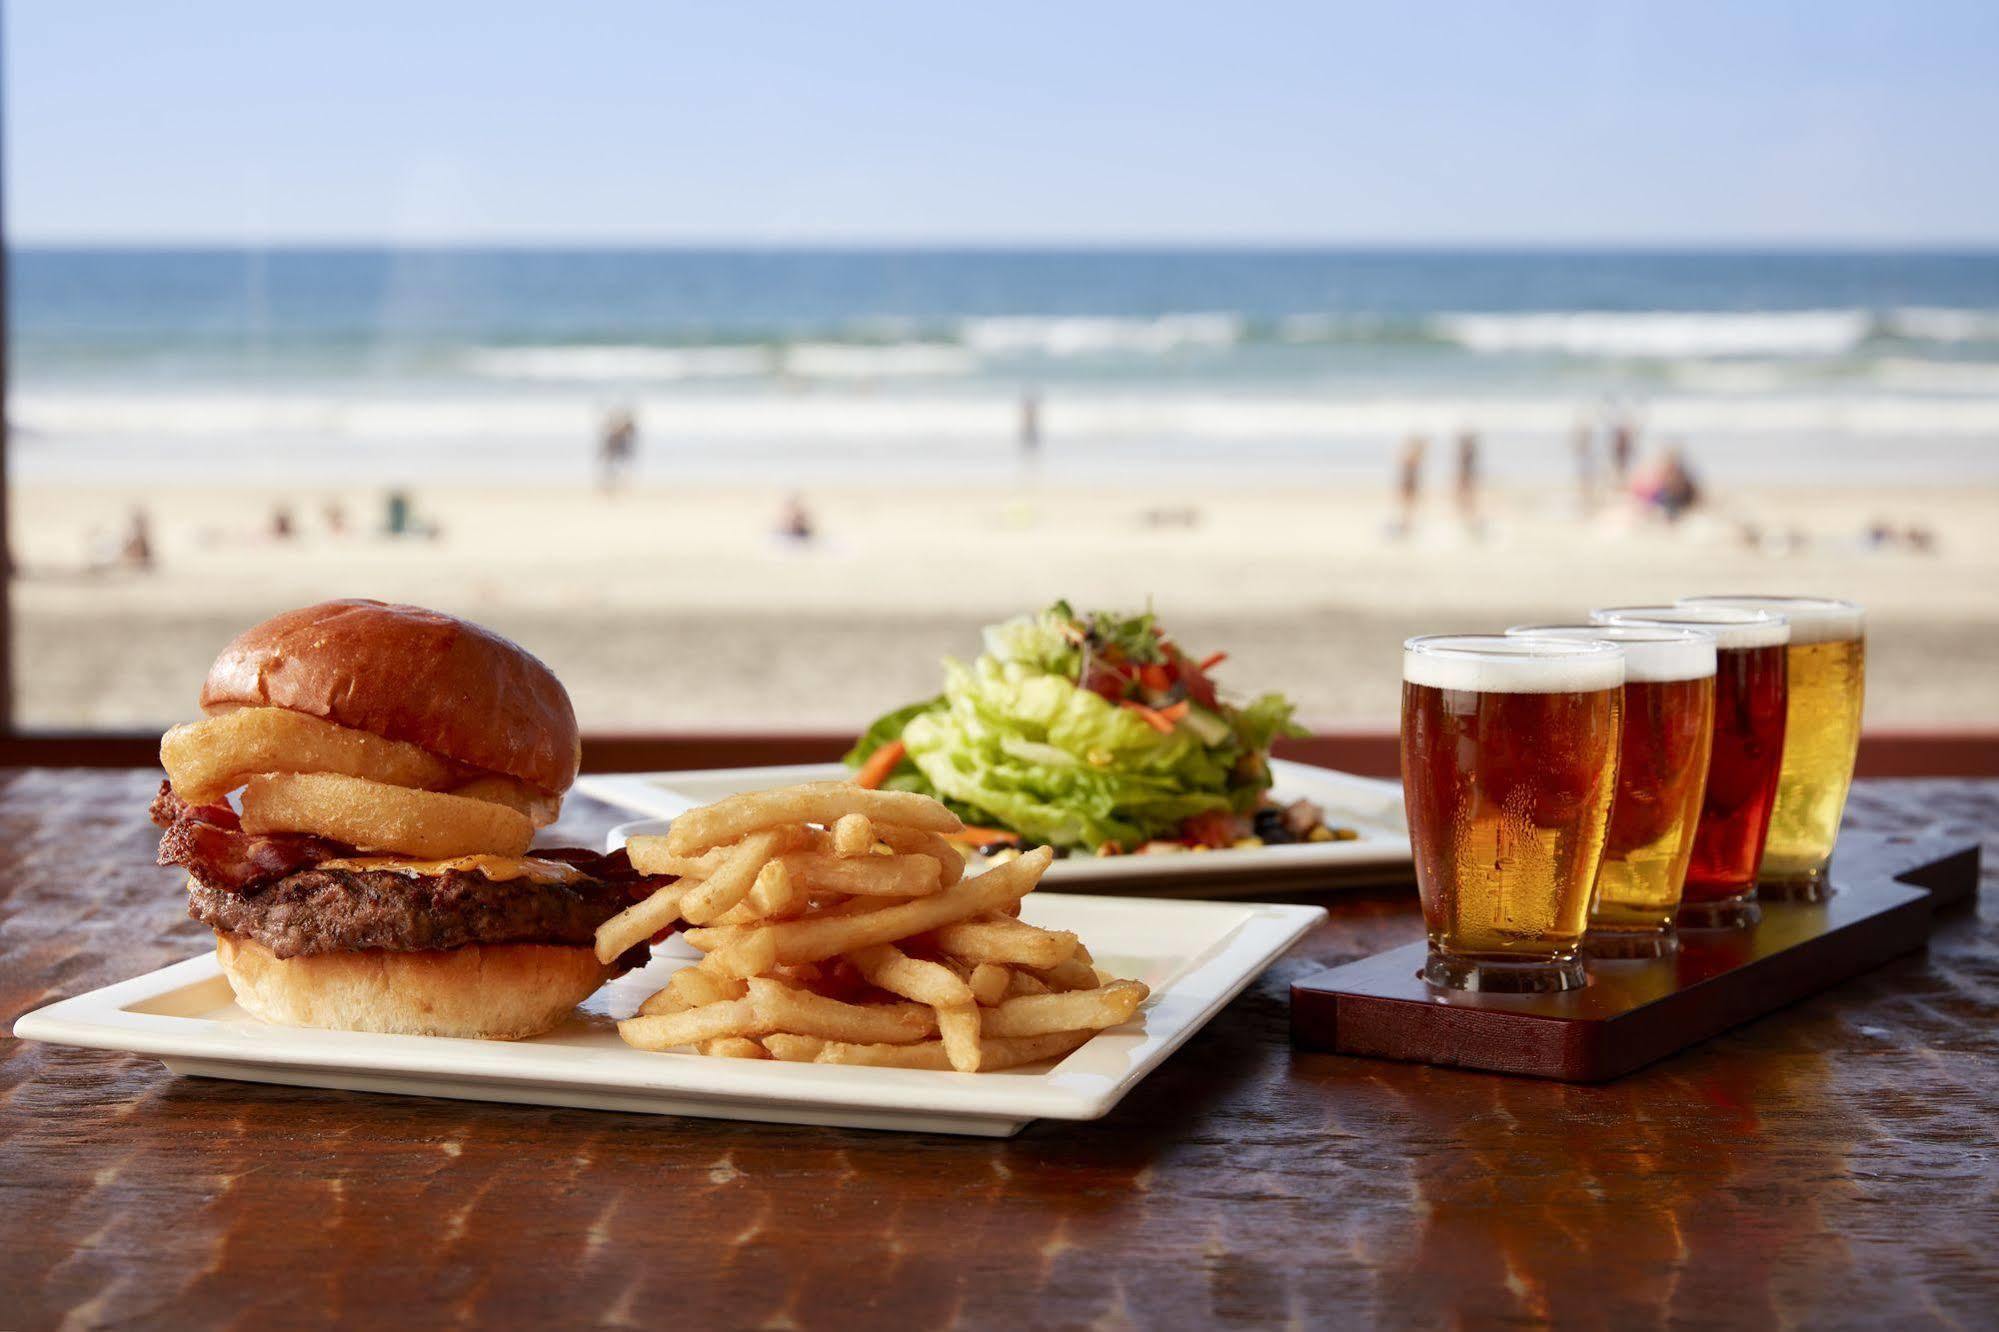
215, 932, 614, 1040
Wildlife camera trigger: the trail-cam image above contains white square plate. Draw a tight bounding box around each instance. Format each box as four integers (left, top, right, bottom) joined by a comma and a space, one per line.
579, 759, 1410, 897
13, 896, 1324, 1137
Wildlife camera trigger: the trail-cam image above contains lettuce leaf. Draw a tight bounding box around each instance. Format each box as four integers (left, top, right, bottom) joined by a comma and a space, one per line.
898, 658, 1241, 848
848, 604, 1308, 851
842, 695, 943, 794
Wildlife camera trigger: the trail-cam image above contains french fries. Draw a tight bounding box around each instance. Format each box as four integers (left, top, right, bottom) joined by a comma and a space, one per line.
776, 852, 941, 898
679, 829, 789, 925
848, 943, 974, 1008
831, 813, 875, 857
664, 783, 961, 856
770, 1030, 1095, 1072
612, 781, 1148, 1074
925, 915, 1079, 968
967, 963, 1011, 1007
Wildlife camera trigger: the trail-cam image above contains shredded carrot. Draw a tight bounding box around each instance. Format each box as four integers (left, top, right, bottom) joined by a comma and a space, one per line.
1198, 651, 1228, 671
1123, 700, 1177, 734
945, 825, 1022, 845
853, 739, 906, 790
1158, 700, 1191, 722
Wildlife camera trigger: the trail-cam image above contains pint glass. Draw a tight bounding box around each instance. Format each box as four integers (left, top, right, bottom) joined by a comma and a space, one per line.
1401, 635, 1624, 992
1680, 596, 1864, 901
1508, 625, 1715, 958
1593, 606, 1789, 929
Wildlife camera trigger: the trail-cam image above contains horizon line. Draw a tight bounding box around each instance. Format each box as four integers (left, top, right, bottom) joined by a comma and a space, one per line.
10, 236, 1999, 255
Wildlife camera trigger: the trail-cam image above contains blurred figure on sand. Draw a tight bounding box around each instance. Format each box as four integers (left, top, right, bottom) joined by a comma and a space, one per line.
383, 490, 442, 541
1608, 410, 1637, 486
1633, 444, 1701, 523
1572, 417, 1598, 512
120, 508, 153, 571
1455, 431, 1483, 536
1019, 390, 1041, 469
775, 493, 816, 545
599, 407, 639, 494
1389, 434, 1426, 538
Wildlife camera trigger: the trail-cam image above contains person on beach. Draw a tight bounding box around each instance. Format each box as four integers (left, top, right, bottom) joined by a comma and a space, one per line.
1573, 417, 1598, 512
1609, 411, 1637, 486
599, 407, 639, 494
1019, 390, 1041, 468
1656, 446, 1700, 521
383, 490, 442, 541
1390, 434, 1426, 538
120, 508, 154, 571
775, 494, 816, 545
1632, 444, 1701, 523
1454, 431, 1482, 535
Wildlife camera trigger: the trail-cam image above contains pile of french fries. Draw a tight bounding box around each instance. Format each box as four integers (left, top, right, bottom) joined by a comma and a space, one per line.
594, 782, 1148, 1071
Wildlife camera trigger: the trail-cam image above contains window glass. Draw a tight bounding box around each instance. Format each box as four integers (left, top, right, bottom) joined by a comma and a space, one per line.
9, 6, 1996, 732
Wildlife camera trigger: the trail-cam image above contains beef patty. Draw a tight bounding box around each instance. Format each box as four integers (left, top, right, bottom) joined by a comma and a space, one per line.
189, 864, 652, 966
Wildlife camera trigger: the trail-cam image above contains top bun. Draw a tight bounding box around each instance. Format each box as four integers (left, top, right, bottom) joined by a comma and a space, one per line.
201, 600, 580, 795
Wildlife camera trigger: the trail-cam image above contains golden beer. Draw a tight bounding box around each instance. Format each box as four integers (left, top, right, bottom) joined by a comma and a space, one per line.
1401, 635, 1624, 992
1595, 605, 1790, 930
1510, 625, 1715, 958
1682, 596, 1865, 899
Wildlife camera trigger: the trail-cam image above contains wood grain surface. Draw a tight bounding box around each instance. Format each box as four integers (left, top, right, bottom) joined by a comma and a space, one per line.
2, 770, 1994, 1329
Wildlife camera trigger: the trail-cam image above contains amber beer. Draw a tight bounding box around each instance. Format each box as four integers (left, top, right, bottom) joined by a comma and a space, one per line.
1681, 596, 1865, 901
1594, 606, 1789, 929
1508, 625, 1715, 958
1401, 635, 1623, 992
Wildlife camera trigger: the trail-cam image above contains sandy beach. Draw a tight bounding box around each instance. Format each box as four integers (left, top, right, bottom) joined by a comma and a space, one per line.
10, 477, 1993, 733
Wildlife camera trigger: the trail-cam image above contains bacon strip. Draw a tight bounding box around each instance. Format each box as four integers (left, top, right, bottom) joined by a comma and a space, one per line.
154, 780, 348, 892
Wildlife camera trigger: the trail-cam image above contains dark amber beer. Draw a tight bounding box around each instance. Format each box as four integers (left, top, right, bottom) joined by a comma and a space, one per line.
1401, 635, 1623, 992
1594, 606, 1789, 929
1508, 625, 1715, 958
1681, 596, 1865, 901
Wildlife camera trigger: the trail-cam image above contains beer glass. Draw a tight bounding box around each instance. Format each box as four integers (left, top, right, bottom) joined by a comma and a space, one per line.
1680, 596, 1865, 902
1401, 635, 1624, 992
1507, 625, 1716, 958
1592, 606, 1789, 929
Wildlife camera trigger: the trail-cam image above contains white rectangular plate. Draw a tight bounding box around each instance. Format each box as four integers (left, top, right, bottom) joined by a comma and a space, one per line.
579, 759, 1410, 896
13, 896, 1324, 1137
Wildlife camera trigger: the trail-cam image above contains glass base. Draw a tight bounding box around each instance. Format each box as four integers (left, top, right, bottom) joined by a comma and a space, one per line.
1584, 925, 1679, 960
1676, 894, 1762, 930
1422, 949, 1588, 993
1758, 864, 1833, 904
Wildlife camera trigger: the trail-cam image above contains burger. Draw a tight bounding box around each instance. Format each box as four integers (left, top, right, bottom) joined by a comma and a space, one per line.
150, 599, 672, 1040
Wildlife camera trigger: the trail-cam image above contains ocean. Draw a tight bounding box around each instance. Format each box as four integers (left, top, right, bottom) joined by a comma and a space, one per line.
12, 247, 1999, 485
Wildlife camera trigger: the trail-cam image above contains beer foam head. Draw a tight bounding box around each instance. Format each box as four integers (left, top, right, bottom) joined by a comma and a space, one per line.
1506, 624, 1716, 682
1591, 605, 1791, 650
1677, 595, 1864, 645
1403, 634, 1623, 694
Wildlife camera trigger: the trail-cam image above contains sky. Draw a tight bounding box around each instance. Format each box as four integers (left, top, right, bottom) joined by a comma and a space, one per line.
7, 2, 1998, 247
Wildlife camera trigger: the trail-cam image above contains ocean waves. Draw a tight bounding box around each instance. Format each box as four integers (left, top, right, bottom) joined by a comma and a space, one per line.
440, 306, 1999, 387
22, 385, 1999, 448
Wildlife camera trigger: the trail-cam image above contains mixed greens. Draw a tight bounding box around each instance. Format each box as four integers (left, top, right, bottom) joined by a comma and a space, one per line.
845, 602, 1308, 853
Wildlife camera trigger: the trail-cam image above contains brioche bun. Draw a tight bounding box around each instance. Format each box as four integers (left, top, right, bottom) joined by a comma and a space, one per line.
215, 932, 611, 1041
200, 600, 580, 796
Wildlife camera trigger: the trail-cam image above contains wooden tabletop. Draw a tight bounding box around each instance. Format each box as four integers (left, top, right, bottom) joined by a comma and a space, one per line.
3, 770, 1993, 1329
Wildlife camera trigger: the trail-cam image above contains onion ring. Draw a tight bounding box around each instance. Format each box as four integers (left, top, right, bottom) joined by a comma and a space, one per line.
450, 775, 562, 828
239, 772, 534, 859
162, 708, 455, 805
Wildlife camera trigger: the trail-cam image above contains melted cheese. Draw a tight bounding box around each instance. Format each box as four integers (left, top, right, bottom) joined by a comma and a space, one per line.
315, 854, 584, 885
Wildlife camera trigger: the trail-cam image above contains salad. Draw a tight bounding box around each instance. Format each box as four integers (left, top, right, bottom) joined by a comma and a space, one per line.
845, 602, 1351, 856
